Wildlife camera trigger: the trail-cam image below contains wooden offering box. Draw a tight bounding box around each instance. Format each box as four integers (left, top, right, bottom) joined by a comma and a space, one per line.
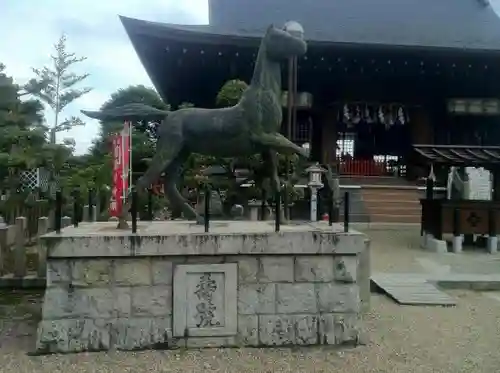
421, 199, 500, 239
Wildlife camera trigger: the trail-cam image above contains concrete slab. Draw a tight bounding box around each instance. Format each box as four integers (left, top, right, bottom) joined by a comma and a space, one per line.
372, 269, 500, 306
40, 220, 368, 257
483, 292, 500, 303
42, 220, 352, 237
424, 255, 500, 275
416, 258, 451, 275
371, 273, 456, 306
434, 274, 500, 291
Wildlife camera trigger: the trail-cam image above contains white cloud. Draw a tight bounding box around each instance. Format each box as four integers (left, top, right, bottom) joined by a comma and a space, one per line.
493, 0, 500, 16
0, 0, 209, 154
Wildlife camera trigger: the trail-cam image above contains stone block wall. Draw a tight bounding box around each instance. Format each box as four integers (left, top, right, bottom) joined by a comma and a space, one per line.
37, 253, 366, 353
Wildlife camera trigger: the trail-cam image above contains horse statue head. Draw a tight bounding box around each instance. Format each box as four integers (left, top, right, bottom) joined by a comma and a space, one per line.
262, 22, 307, 61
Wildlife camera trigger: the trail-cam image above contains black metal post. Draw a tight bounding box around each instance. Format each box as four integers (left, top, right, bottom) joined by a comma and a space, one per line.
55, 190, 62, 233
425, 176, 434, 200
489, 208, 496, 238
147, 188, 153, 220
275, 189, 281, 232
282, 182, 288, 222
328, 189, 334, 226
493, 169, 500, 201
452, 208, 460, 237
260, 187, 266, 221
343, 191, 350, 232
73, 189, 80, 227
100, 189, 107, 216
131, 187, 138, 234
88, 188, 94, 222
204, 185, 210, 233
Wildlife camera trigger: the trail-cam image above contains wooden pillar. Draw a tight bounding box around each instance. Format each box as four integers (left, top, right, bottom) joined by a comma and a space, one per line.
452, 207, 463, 253
37, 217, 49, 279
319, 108, 337, 165
14, 217, 27, 278
409, 106, 434, 180
492, 168, 500, 201
489, 167, 500, 254
425, 173, 434, 200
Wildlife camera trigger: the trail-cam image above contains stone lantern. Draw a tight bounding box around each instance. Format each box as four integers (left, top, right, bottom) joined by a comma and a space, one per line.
306, 163, 326, 222
283, 21, 305, 39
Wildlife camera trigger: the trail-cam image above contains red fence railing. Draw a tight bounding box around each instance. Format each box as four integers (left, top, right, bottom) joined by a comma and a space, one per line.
339, 159, 386, 176
337, 157, 406, 177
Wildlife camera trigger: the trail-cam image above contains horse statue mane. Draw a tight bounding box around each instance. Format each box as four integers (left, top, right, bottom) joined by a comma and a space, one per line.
82, 22, 308, 227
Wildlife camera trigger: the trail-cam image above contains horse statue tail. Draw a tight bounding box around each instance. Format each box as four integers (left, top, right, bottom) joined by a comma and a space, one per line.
81, 103, 169, 122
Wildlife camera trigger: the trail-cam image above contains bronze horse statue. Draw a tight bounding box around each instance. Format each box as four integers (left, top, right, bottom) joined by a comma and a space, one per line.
82, 24, 308, 225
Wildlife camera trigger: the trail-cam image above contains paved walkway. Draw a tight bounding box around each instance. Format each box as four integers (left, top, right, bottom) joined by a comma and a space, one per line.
361, 227, 500, 306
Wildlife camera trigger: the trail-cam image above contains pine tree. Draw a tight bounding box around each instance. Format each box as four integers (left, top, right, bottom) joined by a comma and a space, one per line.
0, 63, 47, 190
25, 34, 91, 144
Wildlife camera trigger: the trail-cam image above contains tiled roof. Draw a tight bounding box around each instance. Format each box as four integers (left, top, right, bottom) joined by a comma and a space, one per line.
208, 0, 500, 51
413, 145, 500, 165
121, 0, 500, 51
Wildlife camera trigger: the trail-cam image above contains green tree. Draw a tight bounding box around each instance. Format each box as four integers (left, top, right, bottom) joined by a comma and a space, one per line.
216, 79, 248, 107
0, 63, 73, 194
25, 34, 91, 144
65, 85, 171, 218
89, 85, 169, 177
98, 85, 168, 141
62, 85, 171, 199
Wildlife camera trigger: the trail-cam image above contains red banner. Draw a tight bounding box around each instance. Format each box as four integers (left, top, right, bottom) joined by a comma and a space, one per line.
109, 122, 131, 217
121, 121, 130, 200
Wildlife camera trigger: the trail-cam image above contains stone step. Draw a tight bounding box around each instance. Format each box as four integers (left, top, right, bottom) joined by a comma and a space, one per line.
337, 213, 420, 223
0, 273, 46, 289
337, 213, 371, 223
365, 205, 420, 213
341, 177, 409, 184
361, 187, 420, 223
369, 214, 421, 223
361, 190, 420, 199
362, 200, 420, 208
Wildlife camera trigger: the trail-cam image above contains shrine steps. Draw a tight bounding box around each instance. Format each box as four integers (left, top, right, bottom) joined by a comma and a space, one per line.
360, 185, 421, 224
340, 176, 416, 187
336, 177, 435, 224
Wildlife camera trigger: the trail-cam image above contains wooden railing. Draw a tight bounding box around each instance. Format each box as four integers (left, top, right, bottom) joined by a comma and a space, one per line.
339, 159, 386, 176
337, 157, 407, 177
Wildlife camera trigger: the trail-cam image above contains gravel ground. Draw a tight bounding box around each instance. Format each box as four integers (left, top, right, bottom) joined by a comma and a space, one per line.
364, 228, 431, 273
1, 228, 499, 372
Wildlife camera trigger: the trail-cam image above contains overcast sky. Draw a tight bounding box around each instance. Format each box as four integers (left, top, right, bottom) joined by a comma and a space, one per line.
0, 0, 208, 154
2, 0, 500, 155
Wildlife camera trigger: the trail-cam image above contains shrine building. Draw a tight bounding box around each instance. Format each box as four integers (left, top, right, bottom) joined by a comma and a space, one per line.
120, 0, 500, 223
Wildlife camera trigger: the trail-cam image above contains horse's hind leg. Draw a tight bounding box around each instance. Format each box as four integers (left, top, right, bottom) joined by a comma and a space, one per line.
162, 149, 203, 224
262, 149, 287, 222
262, 150, 280, 197
119, 138, 183, 226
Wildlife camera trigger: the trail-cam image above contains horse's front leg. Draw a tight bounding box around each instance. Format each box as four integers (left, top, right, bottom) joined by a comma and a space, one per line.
117, 187, 144, 230
252, 133, 309, 158
262, 149, 288, 223
262, 149, 280, 197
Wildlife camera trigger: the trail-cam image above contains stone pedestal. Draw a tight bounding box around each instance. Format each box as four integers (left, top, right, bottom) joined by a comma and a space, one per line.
452, 235, 463, 253
487, 236, 498, 254
36, 220, 369, 353
246, 201, 271, 221
420, 232, 448, 253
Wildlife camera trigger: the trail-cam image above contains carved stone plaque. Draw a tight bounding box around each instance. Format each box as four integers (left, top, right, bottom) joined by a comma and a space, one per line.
173, 263, 237, 337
